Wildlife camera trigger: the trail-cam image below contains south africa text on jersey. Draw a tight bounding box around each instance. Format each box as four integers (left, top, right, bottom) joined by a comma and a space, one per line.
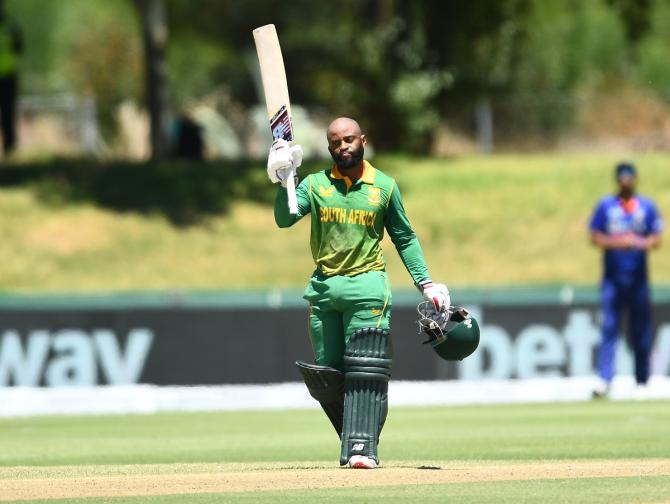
319, 206, 377, 227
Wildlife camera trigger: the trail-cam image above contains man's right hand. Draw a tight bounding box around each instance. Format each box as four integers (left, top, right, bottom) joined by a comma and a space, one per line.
613, 233, 647, 250
592, 231, 649, 251
267, 139, 303, 187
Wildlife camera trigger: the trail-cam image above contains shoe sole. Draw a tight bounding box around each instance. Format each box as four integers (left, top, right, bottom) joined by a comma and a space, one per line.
349, 458, 377, 469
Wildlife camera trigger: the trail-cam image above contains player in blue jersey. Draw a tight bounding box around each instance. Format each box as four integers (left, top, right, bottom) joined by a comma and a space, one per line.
589, 162, 663, 398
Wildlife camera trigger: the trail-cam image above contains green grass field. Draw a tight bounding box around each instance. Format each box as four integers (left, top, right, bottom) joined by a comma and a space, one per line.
2, 401, 669, 503
1, 153, 669, 292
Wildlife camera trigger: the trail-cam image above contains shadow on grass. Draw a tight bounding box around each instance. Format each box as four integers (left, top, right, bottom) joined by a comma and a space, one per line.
0, 158, 282, 227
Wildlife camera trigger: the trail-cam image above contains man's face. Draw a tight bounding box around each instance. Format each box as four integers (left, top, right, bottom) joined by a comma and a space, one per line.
617, 174, 636, 193
327, 123, 367, 170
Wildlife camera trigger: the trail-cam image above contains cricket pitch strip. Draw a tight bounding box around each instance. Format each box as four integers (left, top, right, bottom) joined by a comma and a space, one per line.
1, 459, 669, 501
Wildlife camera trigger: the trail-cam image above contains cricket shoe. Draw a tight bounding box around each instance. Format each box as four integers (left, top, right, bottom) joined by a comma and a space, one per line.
631, 384, 650, 401
348, 455, 378, 469
591, 378, 610, 400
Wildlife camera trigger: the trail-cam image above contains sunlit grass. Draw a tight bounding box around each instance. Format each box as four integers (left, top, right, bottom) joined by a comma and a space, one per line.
0, 152, 668, 291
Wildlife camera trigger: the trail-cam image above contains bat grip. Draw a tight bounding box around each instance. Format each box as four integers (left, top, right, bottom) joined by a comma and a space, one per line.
286, 167, 298, 214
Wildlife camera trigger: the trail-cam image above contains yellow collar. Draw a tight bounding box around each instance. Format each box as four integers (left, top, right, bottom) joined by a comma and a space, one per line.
330, 160, 375, 190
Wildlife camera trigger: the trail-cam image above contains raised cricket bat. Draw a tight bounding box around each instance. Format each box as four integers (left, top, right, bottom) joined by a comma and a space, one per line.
253, 24, 298, 214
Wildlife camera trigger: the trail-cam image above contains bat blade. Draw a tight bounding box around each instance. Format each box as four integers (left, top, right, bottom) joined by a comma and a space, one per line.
253, 24, 298, 213
253, 24, 293, 142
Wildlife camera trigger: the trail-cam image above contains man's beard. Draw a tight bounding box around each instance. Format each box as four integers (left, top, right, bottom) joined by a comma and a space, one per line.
330, 145, 364, 170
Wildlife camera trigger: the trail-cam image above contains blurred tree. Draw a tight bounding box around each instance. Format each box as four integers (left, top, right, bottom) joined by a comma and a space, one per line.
136, 0, 170, 160
513, 0, 627, 93
8, 0, 142, 129
167, 33, 231, 108
500, 0, 628, 137
5, 0, 61, 92
163, 1, 461, 151
637, 0, 670, 100
66, 0, 142, 139
607, 0, 652, 42
8, 0, 670, 154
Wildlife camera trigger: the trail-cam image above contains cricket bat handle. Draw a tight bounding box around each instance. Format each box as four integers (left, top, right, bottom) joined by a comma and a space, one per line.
287, 167, 298, 214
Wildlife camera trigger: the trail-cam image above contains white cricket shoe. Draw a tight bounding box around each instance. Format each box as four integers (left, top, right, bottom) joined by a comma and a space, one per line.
348, 455, 378, 469
592, 378, 610, 399
631, 384, 650, 401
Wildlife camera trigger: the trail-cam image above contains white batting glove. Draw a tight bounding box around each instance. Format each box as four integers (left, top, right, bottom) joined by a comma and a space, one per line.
420, 281, 451, 311
290, 143, 303, 168
267, 139, 303, 188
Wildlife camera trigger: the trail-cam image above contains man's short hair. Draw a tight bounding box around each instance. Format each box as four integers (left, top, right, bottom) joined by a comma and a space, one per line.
615, 162, 636, 179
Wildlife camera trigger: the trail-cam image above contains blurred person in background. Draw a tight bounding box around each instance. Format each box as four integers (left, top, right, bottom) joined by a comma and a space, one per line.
0, 0, 22, 158
589, 162, 663, 398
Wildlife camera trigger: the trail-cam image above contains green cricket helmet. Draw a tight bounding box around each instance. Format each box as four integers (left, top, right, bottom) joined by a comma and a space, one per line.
417, 302, 480, 361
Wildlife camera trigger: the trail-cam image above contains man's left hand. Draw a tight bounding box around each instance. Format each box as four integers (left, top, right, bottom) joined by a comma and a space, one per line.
421, 282, 451, 311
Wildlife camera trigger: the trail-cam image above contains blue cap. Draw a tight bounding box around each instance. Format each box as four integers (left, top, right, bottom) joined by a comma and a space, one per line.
615, 162, 636, 179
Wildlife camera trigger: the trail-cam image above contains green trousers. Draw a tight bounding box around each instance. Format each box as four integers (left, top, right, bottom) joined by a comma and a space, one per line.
303, 269, 392, 372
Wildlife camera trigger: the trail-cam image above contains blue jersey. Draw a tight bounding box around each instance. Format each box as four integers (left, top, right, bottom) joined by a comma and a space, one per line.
589, 195, 663, 284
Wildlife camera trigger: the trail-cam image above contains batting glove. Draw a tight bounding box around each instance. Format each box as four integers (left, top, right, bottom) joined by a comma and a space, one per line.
420, 281, 451, 311
267, 139, 303, 188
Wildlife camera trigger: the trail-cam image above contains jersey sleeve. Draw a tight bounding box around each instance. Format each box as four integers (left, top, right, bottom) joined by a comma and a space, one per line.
274, 176, 312, 228
589, 200, 607, 233
647, 200, 664, 235
384, 182, 431, 286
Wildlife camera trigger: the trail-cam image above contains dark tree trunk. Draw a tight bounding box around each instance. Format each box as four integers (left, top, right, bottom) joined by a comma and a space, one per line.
136, 0, 169, 160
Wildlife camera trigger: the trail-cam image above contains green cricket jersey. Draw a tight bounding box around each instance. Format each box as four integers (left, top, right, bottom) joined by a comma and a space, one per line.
275, 160, 431, 285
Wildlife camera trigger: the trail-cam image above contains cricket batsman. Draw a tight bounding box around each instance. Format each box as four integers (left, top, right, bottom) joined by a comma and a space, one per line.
267, 117, 449, 469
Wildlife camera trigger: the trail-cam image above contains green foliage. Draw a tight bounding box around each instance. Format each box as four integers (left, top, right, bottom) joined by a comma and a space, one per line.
5, 0, 63, 92
7, 0, 141, 138
507, 0, 628, 135
62, 0, 142, 137
390, 71, 453, 148
8, 0, 670, 153
607, 0, 654, 42
167, 34, 232, 107
165, 1, 485, 151
637, 0, 670, 98
161, 0, 655, 149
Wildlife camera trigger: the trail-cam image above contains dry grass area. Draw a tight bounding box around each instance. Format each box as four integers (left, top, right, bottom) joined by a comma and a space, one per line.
1, 153, 669, 291
2, 459, 669, 501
